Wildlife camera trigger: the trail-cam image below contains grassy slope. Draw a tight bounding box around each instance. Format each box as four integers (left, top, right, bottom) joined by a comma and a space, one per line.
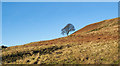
2, 18, 120, 64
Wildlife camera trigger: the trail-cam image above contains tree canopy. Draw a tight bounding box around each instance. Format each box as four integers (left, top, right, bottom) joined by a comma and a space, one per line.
61, 23, 75, 36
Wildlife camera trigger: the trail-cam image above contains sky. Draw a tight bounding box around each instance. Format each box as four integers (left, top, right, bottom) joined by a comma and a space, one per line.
2, 2, 118, 47
1, 0, 120, 2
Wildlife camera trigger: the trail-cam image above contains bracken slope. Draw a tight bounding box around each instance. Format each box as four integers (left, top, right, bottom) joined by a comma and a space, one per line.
1, 18, 120, 64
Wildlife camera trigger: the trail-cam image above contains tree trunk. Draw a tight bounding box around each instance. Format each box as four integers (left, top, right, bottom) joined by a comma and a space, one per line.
67, 32, 69, 36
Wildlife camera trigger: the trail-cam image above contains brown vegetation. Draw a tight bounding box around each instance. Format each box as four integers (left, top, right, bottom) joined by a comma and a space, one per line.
2, 18, 119, 64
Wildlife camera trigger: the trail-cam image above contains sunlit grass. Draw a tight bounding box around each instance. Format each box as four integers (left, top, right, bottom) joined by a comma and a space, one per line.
2, 18, 119, 64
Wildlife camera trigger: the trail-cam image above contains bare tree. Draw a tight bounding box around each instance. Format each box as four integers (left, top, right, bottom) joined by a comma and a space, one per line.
61, 23, 75, 36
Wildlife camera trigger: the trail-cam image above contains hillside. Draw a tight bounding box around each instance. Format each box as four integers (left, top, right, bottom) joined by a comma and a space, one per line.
1, 18, 120, 64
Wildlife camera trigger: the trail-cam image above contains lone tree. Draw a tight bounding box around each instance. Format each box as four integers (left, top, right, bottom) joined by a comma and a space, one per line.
61, 23, 75, 36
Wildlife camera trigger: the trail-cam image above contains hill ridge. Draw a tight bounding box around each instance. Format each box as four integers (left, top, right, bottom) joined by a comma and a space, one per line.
2, 17, 119, 64
72, 18, 119, 35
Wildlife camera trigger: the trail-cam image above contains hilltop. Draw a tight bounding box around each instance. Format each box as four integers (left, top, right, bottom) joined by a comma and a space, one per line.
2, 18, 119, 64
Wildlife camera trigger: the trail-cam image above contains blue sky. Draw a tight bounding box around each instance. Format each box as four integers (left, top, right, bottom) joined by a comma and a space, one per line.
2, 2, 118, 47
2, 0, 120, 2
